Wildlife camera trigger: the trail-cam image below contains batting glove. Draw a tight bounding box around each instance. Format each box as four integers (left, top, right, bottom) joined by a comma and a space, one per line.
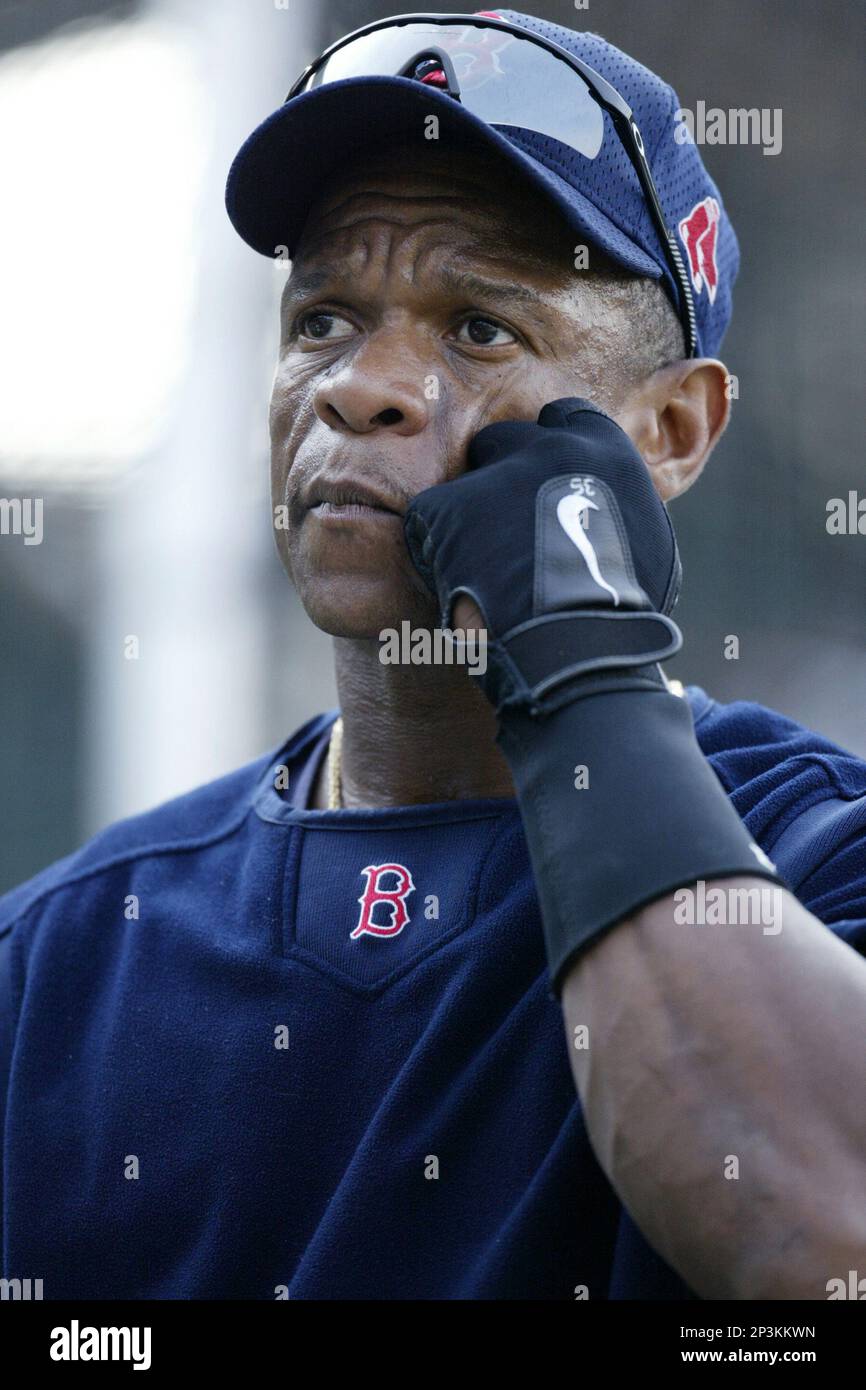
405, 398, 781, 991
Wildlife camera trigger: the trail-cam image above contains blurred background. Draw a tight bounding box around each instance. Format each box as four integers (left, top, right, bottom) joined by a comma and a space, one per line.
1, 0, 863, 892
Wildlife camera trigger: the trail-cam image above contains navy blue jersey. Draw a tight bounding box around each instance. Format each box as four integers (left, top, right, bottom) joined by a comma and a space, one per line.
1, 686, 865, 1300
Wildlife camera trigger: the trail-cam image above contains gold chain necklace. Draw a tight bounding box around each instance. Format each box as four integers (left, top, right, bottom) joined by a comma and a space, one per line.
327, 717, 344, 810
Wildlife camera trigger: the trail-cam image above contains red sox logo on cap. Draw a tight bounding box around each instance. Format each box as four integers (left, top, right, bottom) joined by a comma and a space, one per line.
679, 196, 721, 305
447, 15, 516, 91
415, 13, 514, 92
351, 863, 416, 939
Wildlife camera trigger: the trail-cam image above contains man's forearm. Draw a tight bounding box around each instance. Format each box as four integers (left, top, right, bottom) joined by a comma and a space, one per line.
561, 878, 866, 1298
402, 397, 866, 1298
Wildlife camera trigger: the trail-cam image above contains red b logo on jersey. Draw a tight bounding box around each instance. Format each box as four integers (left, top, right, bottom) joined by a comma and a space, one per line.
351, 863, 415, 939
679, 196, 720, 305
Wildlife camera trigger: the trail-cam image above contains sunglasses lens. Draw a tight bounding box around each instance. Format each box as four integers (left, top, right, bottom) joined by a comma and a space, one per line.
302, 22, 604, 159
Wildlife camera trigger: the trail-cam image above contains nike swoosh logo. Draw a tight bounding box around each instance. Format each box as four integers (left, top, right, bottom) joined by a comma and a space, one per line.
556, 493, 620, 606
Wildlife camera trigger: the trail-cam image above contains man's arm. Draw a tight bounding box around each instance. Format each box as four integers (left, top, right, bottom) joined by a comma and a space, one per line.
405, 396, 866, 1299
561, 879, 866, 1299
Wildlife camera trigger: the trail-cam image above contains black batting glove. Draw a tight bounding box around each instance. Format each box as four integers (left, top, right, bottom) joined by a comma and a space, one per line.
404, 397, 682, 716
404, 398, 782, 993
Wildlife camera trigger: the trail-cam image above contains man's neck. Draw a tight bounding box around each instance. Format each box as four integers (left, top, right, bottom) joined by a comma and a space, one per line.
311, 637, 515, 810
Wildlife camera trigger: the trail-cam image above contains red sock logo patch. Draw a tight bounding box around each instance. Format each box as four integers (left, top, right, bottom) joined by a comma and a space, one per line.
679, 196, 720, 305
351, 863, 416, 939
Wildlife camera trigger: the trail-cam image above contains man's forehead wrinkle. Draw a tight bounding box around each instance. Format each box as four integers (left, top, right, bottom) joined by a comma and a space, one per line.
297, 203, 486, 271
298, 206, 572, 290
291, 196, 604, 335
312, 185, 482, 235
307, 173, 553, 246
312, 218, 440, 287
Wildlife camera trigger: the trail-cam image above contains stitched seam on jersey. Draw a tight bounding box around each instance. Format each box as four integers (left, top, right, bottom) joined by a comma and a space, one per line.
0, 807, 257, 937
0, 722, 342, 936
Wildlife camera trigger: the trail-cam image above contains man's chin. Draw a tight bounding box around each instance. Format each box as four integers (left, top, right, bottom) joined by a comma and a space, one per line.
297, 577, 437, 641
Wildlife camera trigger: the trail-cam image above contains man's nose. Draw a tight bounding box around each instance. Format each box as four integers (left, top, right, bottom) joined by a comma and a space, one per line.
311, 334, 432, 437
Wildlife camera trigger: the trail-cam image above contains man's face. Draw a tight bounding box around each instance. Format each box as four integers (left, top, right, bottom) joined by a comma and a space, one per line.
270, 143, 636, 638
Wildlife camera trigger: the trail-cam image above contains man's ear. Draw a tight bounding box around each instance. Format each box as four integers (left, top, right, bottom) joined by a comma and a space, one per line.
613, 360, 732, 502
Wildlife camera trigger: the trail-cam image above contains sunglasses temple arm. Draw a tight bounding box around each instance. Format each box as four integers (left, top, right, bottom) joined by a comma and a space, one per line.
607, 109, 698, 357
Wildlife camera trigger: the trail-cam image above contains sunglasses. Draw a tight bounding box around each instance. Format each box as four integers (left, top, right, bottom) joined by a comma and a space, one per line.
287, 12, 698, 358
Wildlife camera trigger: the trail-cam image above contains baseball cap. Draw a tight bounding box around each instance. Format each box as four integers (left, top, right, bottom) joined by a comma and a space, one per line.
225, 9, 738, 358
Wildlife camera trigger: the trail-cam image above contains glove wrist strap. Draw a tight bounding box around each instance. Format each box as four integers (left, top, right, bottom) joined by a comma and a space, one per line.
491, 610, 682, 714
497, 686, 782, 994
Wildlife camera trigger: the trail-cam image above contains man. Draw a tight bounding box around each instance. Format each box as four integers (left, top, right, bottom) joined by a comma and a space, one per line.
1, 10, 864, 1301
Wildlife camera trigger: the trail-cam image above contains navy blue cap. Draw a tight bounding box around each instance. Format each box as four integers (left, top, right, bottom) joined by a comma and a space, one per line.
225, 9, 738, 358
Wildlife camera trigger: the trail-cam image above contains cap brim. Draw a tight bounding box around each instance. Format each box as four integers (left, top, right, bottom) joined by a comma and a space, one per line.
225, 75, 660, 278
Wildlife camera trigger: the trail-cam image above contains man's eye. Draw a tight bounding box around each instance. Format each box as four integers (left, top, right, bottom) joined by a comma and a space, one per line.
454, 317, 516, 347
296, 311, 355, 341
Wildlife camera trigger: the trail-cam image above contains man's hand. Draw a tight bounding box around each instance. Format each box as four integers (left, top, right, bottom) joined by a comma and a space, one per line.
404, 397, 779, 991
405, 397, 683, 720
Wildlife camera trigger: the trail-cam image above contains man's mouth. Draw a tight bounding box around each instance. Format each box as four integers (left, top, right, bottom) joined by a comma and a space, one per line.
311, 505, 396, 523
305, 478, 405, 522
